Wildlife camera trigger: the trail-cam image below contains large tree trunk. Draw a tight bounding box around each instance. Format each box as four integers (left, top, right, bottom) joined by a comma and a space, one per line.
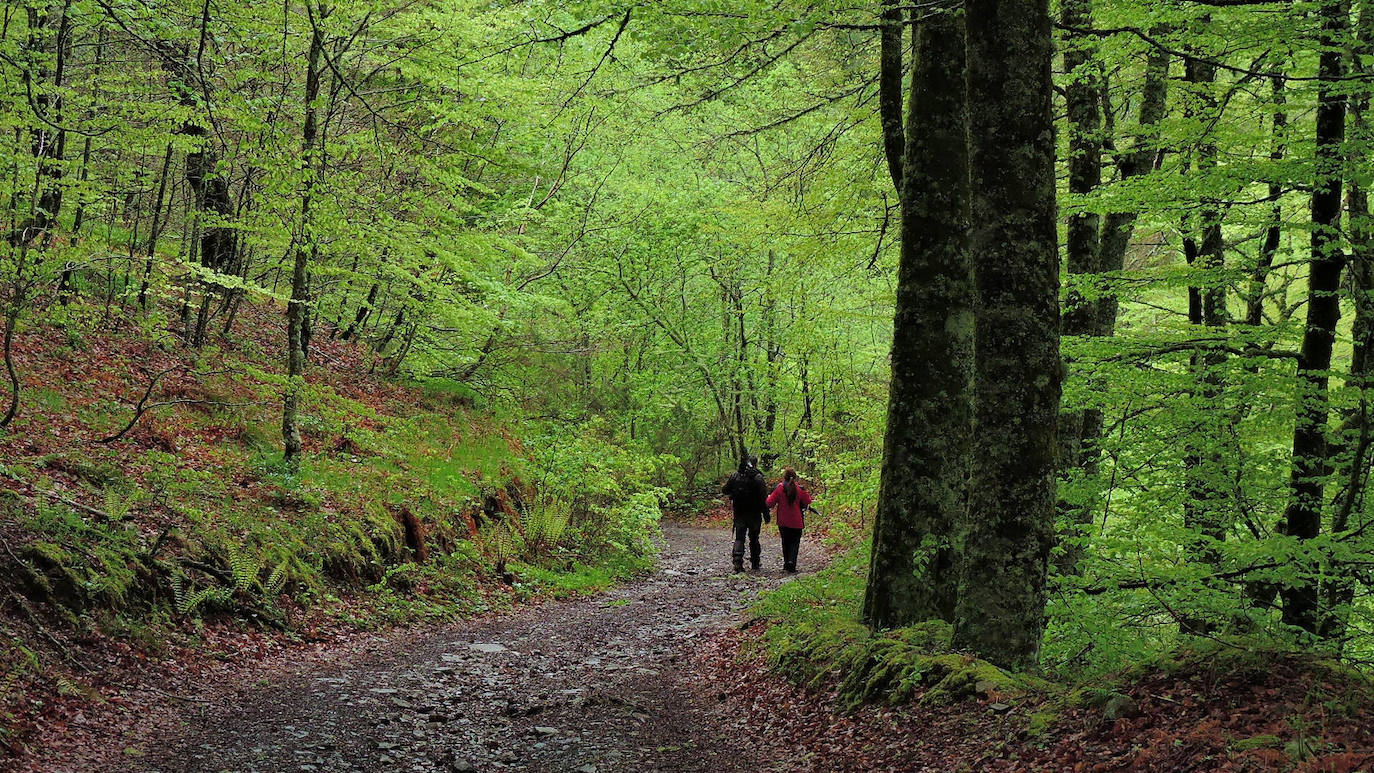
283, 7, 326, 467
862, 8, 972, 629
952, 0, 1060, 671
1281, 0, 1349, 635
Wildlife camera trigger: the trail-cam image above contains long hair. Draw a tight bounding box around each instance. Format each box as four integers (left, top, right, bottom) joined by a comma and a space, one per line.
783, 467, 798, 504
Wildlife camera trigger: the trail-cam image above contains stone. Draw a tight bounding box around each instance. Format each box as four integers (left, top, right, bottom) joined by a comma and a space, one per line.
1102, 694, 1139, 721
470, 643, 507, 654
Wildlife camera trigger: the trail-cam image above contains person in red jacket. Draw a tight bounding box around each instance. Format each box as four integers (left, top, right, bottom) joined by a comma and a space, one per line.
766, 468, 812, 573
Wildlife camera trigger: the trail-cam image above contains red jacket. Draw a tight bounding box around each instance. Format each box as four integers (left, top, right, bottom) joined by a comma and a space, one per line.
766, 483, 812, 529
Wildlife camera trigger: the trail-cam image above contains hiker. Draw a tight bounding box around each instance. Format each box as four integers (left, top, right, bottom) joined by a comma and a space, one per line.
766, 468, 812, 573
722, 455, 769, 572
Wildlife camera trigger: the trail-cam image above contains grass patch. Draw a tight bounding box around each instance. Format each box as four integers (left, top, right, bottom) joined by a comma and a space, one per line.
515, 551, 655, 599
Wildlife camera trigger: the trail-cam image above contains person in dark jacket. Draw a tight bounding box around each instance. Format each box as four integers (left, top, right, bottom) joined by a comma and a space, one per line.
722, 455, 769, 572
766, 467, 813, 573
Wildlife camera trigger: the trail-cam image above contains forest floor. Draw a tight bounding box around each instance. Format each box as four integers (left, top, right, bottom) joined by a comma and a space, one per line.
14, 518, 1374, 773
21, 522, 827, 773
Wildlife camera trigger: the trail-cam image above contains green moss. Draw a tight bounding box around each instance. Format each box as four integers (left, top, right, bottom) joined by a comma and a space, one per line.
921, 656, 1029, 706
1026, 709, 1059, 737
1231, 734, 1282, 751
21, 541, 86, 610
751, 545, 1047, 710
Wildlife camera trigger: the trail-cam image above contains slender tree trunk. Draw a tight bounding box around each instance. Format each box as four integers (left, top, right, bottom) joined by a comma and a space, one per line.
283, 6, 325, 467
136, 144, 174, 308
1236, 71, 1289, 621
1056, 33, 1169, 574
1247, 75, 1287, 329
178, 1, 238, 278
68, 25, 105, 238
953, 0, 1060, 670
863, 8, 971, 629
877, 0, 906, 193
1281, 0, 1349, 635
1057, 0, 1104, 573
1321, 3, 1374, 641
342, 282, 379, 341
15, 1, 71, 248
1180, 54, 1229, 636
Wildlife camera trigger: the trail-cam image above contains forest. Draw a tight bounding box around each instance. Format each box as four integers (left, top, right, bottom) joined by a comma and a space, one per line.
3, 0, 1374, 770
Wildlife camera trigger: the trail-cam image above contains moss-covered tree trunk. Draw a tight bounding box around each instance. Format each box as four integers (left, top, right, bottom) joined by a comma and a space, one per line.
862, 7, 972, 629
952, 0, 1060, 671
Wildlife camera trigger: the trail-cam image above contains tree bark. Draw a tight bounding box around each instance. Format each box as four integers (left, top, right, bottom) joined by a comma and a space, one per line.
1321, 2, 1374, 641
341, 282, 379, 341
863, 8, 972, 629
13, 1, 71, 249
953, 0, 1060, 670
1281, 0, 1349, 635
282, 6, 326, 467
1056, 0, 1104, 574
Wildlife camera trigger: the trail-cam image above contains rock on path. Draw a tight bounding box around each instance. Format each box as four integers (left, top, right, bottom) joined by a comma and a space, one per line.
130, 525, 820, 773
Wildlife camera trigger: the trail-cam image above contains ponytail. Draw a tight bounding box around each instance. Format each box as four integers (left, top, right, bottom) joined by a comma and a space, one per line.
783, 467, 798, 504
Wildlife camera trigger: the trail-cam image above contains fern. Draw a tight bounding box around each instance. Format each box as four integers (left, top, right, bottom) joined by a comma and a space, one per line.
170, 574, 189, 614
171, 575, 230, 616
226, 541, 258, 593
263, 560, 288, 597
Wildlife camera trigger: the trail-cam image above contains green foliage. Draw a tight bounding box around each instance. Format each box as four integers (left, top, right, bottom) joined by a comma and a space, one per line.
520, 419, 670, 561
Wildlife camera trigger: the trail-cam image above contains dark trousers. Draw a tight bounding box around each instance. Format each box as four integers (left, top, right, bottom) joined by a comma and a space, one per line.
779, 526, 802, 570
732, 517, 761, 568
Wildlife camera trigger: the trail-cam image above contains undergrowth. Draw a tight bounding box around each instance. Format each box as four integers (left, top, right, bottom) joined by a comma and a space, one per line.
0, 307, 673, 757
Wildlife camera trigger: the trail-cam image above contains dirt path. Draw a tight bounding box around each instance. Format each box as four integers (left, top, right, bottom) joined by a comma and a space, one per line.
117, 524, 819, 773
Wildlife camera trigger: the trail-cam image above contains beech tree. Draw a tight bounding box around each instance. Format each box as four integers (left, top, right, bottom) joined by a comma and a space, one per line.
862, 2, 972, 630
950, 0, 1061, 671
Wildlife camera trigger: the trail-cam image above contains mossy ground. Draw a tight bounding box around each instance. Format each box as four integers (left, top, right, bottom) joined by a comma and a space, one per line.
751, 545, 1046, 712
748, 546, 1374, 769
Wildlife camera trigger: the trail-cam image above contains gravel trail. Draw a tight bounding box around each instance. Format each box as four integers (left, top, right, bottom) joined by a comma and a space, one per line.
128, 524, 819, 773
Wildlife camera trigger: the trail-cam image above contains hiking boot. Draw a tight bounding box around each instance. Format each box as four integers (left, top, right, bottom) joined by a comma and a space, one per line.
732, 561, 744, 573
750, 561, 761, 572
784, 564, 797, 573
